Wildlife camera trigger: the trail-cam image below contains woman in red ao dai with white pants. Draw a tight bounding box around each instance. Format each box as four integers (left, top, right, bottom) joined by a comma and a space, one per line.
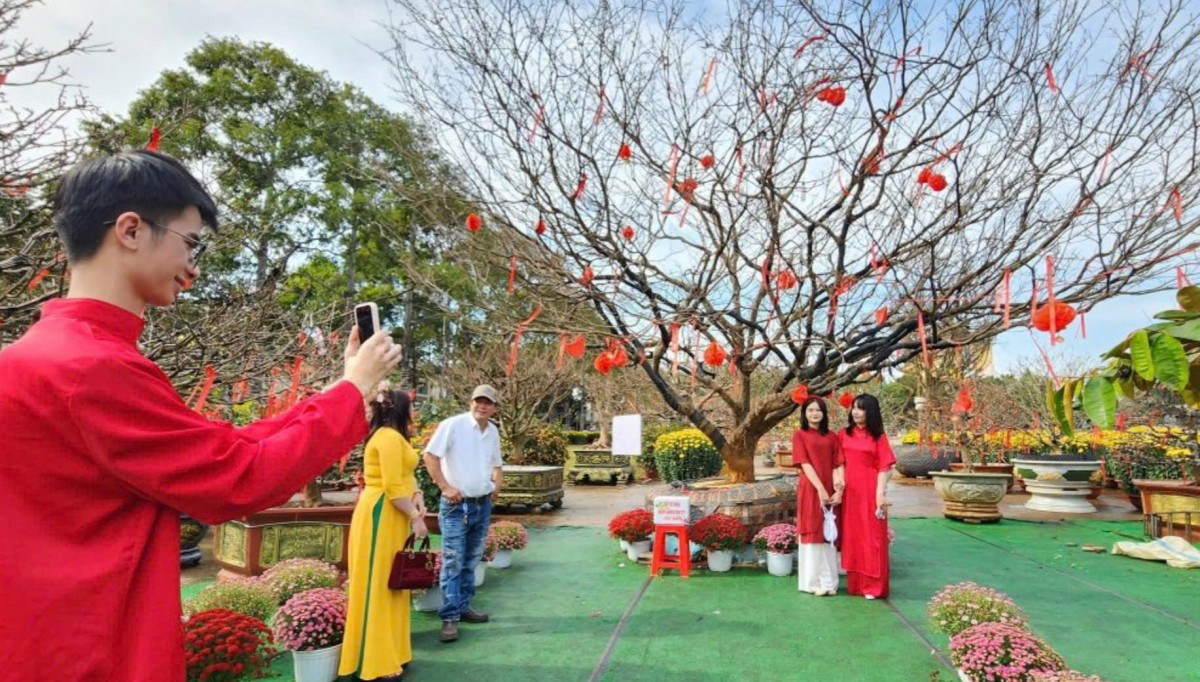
792, 397, 845, 595
837, 394, 896, 599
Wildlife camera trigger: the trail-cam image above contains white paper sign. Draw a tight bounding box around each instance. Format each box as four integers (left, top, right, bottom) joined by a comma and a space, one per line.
653, 496, 690, 525
611, 414, 642, 456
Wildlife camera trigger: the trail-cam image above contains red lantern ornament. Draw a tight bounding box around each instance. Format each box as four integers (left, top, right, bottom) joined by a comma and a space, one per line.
700, 154, 715, 169
565, 335, 586, 358
677, 177, 699, 201
465, 213, 482, 232
874, 307, 888, 325
928, 174, 948, 192
951, 387, 973, 415
610, 346, 629, 367
838, 391, 855, 409
618, 143, 632, 161
581, 265, 594, 286
621, 225, 635, 241
816, 86, 846, 107
593, 352, 613, 375
1031, 300, 1077, 333
536, 219, 547, 236
917, 167, 932, 184
703, 340, 726, 366
775, 270, 798, 290
790, 384, 809, 405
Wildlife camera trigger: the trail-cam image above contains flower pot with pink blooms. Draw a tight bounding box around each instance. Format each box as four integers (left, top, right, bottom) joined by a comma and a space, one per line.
272, 587, 348, 682
752, 523, 798, 576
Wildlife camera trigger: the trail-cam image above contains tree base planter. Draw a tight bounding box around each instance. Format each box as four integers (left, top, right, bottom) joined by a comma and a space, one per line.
894, 444, 956, 479
292, 644, 342, 682
1135, 479, 1200, 543
1012, 459, 1101, 514
214, 505, 354, 577
766, 551, 795, 576
644, 475, 797, 538
180, 514, 208, 568
567, 449, 635, 485
930, 471, 1010, 523
489, 549, 513, 569
495, 465, 564, 511
706, 549, 734, 572
413, 588, 443, 612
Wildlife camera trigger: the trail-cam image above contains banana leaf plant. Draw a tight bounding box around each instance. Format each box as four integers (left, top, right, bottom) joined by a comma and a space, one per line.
1049, 286, 1200, 436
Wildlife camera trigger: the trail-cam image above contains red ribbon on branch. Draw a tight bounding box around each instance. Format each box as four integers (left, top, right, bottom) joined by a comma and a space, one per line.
505, 306, 543, 377
191, 365, 218, 413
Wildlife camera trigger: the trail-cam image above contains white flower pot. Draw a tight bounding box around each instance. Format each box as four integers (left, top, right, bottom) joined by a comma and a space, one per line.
707, 549, 734, 572
766, 551, 795, 576
489, 549, 513, 569
956, 668, 973, 682
474, 562, 486, 587
292, 643, 342, 682
627, 540, 651, 561
619, 539, 630, 553
412, 588, 443, 612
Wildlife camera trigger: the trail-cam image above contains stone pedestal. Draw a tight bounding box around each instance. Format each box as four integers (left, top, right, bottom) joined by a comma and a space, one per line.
214, 505, 354, 577
568, 448, 634, 485
496, 465, 564, 510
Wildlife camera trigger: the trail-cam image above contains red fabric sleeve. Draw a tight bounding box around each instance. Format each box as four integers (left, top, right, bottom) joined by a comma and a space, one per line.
68, 356, 368, 525
834, 434, 846, 467
792, 429, 811, 466
876, 433, 897, 471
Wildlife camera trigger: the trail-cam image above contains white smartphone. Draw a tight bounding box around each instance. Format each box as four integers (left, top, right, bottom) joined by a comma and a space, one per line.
354, 302, 381, 342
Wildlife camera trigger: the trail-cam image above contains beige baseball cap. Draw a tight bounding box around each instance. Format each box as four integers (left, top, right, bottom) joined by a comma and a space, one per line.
471, 384, 500, 404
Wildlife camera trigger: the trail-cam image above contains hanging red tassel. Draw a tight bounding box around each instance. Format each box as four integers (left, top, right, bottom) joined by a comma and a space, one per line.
1044, 62, 1058, 93
670, 323, 681, 375
26, 268, 50, 290
283, 355, 304, 410
618, 143, 632, 162
528, 94, 545, 143
565, 334, 586, 359
572, 172, 588, 201
505, 305, 543, 377
231, 378, 249, 403
556, 333, 568, 370
1079, 311, 1087, 339
593, 88, 606, 126
735, 146, 746, 194
1116, 412, 1126, 431
918, 311, 930, 368
875, 307, 888, 325
1169, 187, 1183, 224
508, 254, 518, 294
147, 127, 161, 151
581, 265, 594, 287
699, 57, 717, 95
191, 365, 217, 413
536, 218, 547, 236
664, 144, 679, 208
793, 35, 825, 58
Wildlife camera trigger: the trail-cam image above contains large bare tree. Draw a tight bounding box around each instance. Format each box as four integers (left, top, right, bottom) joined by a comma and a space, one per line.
384, 0, 1200, 482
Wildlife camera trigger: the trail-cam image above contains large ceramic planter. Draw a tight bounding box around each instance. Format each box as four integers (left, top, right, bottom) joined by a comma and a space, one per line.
706, 549, 734, 572
214, 505, 354, 577
180, 514, 209, 567
645, 475, 797, 538
894, 444, 956, 479
1011, 459, 1101, 514
1135, 479, 1200, 543
949, 463, 1015, 492
930, 471, 1009, 522
496, 465, 564, 510
292, 643, 342, 682
766, 551, 795, 576
568, 448, 635, 485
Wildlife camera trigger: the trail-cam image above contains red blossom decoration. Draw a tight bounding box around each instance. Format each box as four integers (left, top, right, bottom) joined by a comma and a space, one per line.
535, 219, 546, 236
700, 154, 715, 169
703, 340, 726, 366
816, 85, 847, 106
465, 213, 482, 232
928, 173, 949, 192
838, 391, 854, 409
1031, 300, 1077, 334
607, 508, 654, 542
618, 143, 632, 161
183, 609, 274, 682
622, 225, 635, 240
790, 384, 809, 405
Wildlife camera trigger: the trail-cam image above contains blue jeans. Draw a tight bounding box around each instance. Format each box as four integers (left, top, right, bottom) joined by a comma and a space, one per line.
437, 497, 491, 622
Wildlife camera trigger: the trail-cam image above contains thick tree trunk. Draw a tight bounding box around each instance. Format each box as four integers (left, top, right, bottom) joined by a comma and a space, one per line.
722, 453, 756, 483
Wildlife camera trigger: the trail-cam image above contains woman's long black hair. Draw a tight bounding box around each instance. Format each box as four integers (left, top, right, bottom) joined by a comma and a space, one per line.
370, 388, 413, 440
845, 393, 885, 440
798, 397, 830, 434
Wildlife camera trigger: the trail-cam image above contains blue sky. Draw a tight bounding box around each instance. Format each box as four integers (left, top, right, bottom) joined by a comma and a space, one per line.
15, 1, 1193, 376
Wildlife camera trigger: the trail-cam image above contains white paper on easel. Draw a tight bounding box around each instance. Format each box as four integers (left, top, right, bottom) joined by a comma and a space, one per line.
611, 414, 642, 456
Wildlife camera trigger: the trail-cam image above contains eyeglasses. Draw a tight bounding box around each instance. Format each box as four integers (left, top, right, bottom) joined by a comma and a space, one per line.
103, 215, 208, 264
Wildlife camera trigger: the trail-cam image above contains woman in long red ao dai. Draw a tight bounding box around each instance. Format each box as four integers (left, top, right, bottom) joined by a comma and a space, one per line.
792, 397, 845, 595
837, 394, 896, 599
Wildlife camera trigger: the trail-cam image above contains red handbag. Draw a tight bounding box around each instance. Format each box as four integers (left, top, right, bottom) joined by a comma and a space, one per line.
388, 534, 438, 590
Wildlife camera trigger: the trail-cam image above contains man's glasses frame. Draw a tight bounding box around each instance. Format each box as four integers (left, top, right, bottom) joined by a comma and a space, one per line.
102, 215, 207, 264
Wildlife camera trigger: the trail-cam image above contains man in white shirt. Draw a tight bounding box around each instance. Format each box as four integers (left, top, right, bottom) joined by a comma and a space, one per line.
423, 384, 504, 642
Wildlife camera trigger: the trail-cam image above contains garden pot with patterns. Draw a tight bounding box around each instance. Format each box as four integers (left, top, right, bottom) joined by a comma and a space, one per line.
930, 471, 1010, 523
1011, 458, 1101, 514
894, 444, 956, 479
292, 644, 341, 682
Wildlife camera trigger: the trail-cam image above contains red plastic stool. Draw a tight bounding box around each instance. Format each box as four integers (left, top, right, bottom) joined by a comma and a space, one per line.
649, 524, 691, 578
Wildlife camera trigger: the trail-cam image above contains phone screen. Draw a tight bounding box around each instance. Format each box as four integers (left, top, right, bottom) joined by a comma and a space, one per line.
355, 304, 377, 341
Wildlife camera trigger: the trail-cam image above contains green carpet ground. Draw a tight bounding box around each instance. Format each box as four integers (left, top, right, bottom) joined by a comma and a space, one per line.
182, 519, 1199, 681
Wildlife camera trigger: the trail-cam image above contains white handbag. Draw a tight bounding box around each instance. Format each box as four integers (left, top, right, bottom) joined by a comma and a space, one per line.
822, 505, 838, 545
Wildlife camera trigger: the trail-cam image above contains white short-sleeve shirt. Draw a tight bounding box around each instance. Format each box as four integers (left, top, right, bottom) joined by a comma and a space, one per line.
423, 412, 503, 497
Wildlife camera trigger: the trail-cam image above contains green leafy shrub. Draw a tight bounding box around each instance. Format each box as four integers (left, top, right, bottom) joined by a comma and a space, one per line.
517, 424, 569, 466
563, 430, 599, 445
184, 579, 277, 623
260, 558, 340, 605
653, 428, 723, 482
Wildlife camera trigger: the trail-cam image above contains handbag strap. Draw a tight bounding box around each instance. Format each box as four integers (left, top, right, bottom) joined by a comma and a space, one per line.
402, 533, 431, 553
